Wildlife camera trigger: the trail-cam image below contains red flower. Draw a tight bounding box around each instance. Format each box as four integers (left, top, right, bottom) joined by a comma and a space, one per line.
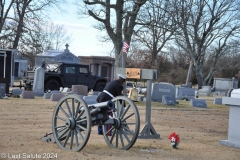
168, 132, 180, 143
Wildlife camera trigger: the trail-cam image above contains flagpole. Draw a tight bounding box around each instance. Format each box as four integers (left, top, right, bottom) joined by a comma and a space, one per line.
122, 51, 124, 67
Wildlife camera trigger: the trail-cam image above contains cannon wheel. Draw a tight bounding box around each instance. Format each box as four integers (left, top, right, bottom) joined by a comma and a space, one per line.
102, 96, 140, 150
52, 95, 92, 152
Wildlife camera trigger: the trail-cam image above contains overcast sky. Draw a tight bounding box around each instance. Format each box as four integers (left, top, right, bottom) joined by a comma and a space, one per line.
50, 1, 113, 57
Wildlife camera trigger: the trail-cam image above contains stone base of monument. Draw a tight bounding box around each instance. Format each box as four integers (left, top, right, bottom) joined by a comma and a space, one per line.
219, 140, 240, 149
50, 93, 64, 101
220, 96, 240, 149
20, 91, 35, 99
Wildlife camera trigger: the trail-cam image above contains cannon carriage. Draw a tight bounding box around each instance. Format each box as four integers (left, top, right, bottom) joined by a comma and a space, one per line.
41, 95, 140, 152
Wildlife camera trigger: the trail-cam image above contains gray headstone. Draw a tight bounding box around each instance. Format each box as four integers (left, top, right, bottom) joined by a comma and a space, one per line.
213, 78, 238, 92
0, 83, 6, 97
162, 95, 175, 105
20, 91, 35, 99
65, 91, 78, 95
176, 87, 195, 100
50, 93, 64, 101
214, 98, 222, 105
51, 90, 62, 94
138, 96, 145, 102
198, 86, 211, 96
32, 67, 45, 95
151, 82, 176, 102
43, 93, 52, 99
190, 99, 207, 108
72, 85, 88, 96
12, 89, 24, 95
83, 95, 98, 105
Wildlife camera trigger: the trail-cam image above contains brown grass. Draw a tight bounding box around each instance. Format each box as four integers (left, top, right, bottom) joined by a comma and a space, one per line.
0, 96, 239, 160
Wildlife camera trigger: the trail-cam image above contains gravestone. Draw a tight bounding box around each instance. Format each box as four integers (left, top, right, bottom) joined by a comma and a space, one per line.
151, 82, 176, 102
197, 86, 211, 96
72, 85, 88, 96
32, 67, 45, 96
230, 88, 240, 98
20, 91, 35, 99
65, 91, 78, 95
162, 95, 175, 105
50, 93, 64, 101
43, 93, 52, 99
83, 95, 98, 105
0, 83, 6, 97
137, 96, 145, 102
176, 87, 195, 100
220, 89, 240, 149
12, 89, 24, 95
62, 87, 70, 94
51, 90, 62, 94
214, 98, 222, 105
190, 99, 207, 108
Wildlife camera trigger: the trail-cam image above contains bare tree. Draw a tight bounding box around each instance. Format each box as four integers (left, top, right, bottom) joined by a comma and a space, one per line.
171, 0, 240, 89
204, 39, 240, 85
18, 20, 72, 69
132, 0, 177, 68
0, 0, 14, 35
77, 0, 147, 71
8, 0, 64, 49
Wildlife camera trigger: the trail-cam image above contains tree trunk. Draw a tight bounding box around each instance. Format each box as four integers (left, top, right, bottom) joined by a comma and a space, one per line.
186, 61, 193, 85
195, 65, 203, 89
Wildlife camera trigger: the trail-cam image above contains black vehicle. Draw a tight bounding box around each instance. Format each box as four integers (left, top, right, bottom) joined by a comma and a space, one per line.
23, 61, 107, 92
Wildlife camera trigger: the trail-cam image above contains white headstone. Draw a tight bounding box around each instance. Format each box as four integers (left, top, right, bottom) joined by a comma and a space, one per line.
62, 87, 70, 93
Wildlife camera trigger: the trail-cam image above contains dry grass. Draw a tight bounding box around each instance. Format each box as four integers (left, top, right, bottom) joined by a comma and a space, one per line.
0, 96, 240, 160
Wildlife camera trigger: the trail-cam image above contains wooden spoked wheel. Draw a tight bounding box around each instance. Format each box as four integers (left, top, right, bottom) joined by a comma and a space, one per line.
52, 95, 92, 152
102, 96, 140, 150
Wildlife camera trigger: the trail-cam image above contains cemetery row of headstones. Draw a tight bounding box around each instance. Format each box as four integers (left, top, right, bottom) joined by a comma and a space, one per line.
5, 82, 227, 108
9, 85, 101, 106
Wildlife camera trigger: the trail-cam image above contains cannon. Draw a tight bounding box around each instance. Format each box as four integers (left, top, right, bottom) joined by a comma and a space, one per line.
41, 95, 140, 152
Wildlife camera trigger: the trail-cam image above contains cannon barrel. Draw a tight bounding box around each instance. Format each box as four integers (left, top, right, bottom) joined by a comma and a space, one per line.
90, 100, 114, 110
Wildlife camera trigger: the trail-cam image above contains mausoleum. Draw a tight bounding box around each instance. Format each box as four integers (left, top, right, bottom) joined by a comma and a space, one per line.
34, 44, 80, 69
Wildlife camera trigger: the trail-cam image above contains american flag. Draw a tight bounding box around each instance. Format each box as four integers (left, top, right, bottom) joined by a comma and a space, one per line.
122, 41, 129, 53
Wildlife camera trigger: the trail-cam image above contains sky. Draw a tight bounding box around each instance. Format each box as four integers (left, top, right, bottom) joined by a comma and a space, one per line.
50, 1, 113, 57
